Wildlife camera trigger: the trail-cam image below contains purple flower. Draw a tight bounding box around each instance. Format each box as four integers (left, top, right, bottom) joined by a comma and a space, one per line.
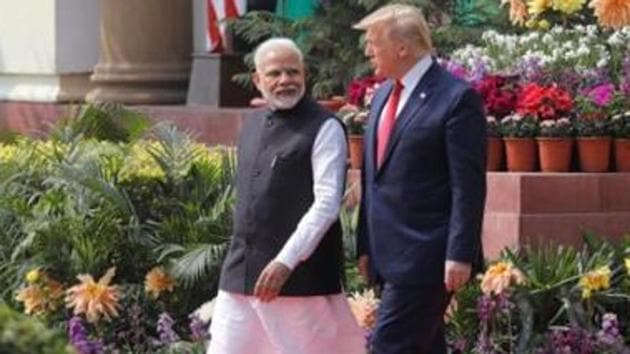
157, 312, 180, 345
586, 84, 615, 107
189, 313, 209, 342
67, 316, 104, 354
476, 295, 496, 322
444, 60, 468, 80
597, 313, 622, 347
542, 327, 596, 354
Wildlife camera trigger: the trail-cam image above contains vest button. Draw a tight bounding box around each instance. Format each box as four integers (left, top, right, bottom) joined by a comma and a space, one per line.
266, 120, 273, 127
252, 170, 261, 177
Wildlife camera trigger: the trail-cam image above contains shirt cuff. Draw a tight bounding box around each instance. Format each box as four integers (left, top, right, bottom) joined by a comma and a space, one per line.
274, 251, 300, 271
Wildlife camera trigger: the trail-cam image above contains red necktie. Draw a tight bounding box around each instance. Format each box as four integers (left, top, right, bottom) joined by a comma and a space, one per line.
377, 80, 403, 168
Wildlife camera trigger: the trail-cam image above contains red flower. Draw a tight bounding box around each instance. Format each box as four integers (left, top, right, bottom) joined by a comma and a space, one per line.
347, 76, 384, 107
474, 75, 518, 118
516, 83, 573, 120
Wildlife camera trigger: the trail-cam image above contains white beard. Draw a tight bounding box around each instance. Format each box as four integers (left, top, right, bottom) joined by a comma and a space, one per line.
260, 85, 305, 110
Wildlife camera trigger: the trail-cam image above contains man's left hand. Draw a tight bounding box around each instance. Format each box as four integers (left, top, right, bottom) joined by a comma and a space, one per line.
444, 260, 471, 292
254, 261, 292, 302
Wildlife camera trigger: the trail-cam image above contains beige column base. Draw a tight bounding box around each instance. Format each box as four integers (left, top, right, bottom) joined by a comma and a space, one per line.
87, 0, 192, 104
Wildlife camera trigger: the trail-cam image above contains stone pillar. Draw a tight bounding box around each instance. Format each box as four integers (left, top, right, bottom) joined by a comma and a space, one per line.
86, 0, 192, 104
0, 0, 99, 102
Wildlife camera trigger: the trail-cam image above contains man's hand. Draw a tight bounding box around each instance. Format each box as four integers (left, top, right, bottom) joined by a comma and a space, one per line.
254, 261, 292, 302
444, 260, 471, 292
358, 255, 370, 282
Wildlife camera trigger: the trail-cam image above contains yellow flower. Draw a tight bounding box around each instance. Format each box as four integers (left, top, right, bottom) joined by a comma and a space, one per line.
538, 19, 551, 29
528, 0, 552, 15
480, 261, 526, 296
502, 0, 529, 25
552, 0, 586, 14
625, 258, 630, 276
579, 266, 611, 299
26, 268, 41, 284
145, 267, 176, 299
347, 289, 380, 330
16, 277, 64, 315
66, 267, 121, 323
589, 0, 630, 29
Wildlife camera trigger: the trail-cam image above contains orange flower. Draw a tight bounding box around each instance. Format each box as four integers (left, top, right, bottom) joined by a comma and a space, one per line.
480, 261, 526, 295
502, 0, 529, 25
347, 289, 380, 330
589, 0, 630, 29
145, 267, 176, 299
66, 267, 120, 323
15, 275, 64, 315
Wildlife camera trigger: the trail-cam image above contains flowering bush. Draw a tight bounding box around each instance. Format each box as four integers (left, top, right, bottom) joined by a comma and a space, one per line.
340, 76, 382, 135
538, 117, 574, 138
611, 111, 630, 138
446, 235, 630, 353
486, 116, 502, 138
574, 114, 612, 137
474, 75, 519, 118
339, 104, 369, 135
516, 83, 573, 120
502, 0, 630, 29
500, 113, 540, 138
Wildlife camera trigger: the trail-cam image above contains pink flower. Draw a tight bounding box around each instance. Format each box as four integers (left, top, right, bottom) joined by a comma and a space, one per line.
585, 83, 615, 107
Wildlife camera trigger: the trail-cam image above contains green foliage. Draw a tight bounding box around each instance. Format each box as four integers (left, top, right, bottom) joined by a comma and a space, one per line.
0, 304, 72, 354
0, 112, 235, 338
52, 103, 150, 144
230, 0, 505, 98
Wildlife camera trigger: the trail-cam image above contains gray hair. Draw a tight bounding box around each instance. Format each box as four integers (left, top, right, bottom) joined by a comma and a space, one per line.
253, 38, 304, 71
353, 4, 433, 55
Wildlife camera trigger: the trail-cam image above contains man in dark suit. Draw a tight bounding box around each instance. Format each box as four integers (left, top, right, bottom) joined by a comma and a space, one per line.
354, 4, 487, 354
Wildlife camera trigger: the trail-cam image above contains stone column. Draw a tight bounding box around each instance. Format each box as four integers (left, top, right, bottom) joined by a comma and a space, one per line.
86, 0, 192, 104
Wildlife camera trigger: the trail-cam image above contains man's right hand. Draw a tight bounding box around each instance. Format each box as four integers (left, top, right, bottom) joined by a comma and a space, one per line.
358, 255, 369, 282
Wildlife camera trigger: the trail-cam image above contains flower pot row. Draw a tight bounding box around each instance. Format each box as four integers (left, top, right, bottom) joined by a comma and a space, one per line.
487, 137, 630, 172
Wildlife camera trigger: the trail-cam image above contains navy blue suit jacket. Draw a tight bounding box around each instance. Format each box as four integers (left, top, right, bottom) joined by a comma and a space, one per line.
357, 60, 487, 286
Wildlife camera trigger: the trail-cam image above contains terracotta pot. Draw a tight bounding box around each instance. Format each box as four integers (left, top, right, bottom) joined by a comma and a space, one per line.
486, 137, 503, 171
577, 137, 611, 172
348, 135, 364, 170
537, 137, 573, 172
503, 137, 537, 172
318, 98, 345, 112
614, 138, 630, 172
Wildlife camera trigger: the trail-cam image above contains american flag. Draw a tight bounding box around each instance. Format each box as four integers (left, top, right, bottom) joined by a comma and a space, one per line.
206, 0, 246, 53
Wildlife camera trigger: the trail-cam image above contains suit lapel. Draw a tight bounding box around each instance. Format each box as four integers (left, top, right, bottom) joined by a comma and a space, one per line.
376, 62, 442, 177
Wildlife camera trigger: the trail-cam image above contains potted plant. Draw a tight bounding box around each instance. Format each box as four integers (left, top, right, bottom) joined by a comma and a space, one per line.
500, 113, 539, 172
537, 117, 574, 172
474, 75, 519, 172
611, 110, 630, 171
339, 105, 368, 170
339, 76, 381, 170
574, 84, 615, 172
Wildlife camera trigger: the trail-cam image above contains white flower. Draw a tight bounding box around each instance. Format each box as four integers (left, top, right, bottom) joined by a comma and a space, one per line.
193, 297, 216, 323
607, 32, 624, 46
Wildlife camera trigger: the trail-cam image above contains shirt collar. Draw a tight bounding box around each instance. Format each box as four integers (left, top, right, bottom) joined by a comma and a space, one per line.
400, 55, 432, 92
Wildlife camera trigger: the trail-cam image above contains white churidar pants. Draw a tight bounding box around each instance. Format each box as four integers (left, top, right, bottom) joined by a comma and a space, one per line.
207, 290, 366, 354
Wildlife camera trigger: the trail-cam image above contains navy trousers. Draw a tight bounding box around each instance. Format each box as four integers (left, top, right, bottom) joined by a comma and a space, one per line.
371, 282, 451, 354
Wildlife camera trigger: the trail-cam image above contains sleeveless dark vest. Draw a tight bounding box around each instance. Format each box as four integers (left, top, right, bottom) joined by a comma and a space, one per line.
219, 97, 345, 296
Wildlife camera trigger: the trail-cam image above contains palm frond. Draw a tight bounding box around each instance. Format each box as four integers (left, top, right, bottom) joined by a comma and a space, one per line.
167, 243, 228, 288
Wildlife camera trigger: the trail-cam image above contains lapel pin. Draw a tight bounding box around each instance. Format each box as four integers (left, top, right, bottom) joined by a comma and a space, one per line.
419, 92, 426, 99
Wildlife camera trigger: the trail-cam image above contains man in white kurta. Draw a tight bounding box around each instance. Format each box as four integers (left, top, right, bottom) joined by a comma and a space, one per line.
207, 38, 365, 354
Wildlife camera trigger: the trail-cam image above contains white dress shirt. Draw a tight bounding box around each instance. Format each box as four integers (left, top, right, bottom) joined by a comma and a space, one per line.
274, 117, 347, 269
378, 55, 433, 128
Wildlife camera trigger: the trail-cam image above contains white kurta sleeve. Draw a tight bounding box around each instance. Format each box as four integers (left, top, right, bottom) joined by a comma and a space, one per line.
274, 118, 347, 270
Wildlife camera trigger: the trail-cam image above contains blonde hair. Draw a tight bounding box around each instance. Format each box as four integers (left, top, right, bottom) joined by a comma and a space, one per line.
353, 4, 433, 55
253, 38, 304, 71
